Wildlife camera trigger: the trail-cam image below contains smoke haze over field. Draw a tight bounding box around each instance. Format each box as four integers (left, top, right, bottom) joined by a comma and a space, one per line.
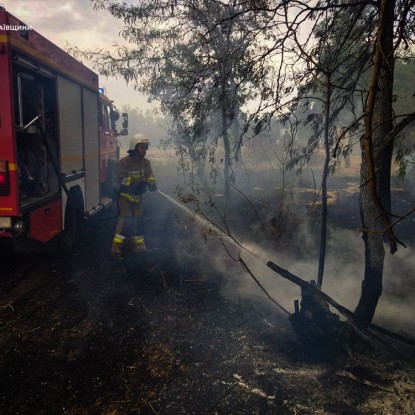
150, 131, 415, 336
158, 176, 415, 337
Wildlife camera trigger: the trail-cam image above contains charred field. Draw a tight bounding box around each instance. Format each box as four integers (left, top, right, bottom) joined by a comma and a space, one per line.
1, 158, 415, 415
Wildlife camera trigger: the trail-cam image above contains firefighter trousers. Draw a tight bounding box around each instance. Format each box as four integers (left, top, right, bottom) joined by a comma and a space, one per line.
111, 197, 147, 255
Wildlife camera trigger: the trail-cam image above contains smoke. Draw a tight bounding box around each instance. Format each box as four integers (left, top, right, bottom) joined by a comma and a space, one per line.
150, 140, 414, 339
161, 189, 414, 339
379, 246, 415, 334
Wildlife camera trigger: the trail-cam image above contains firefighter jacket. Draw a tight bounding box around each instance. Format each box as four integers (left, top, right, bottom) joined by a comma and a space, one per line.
116, 154, 156, 203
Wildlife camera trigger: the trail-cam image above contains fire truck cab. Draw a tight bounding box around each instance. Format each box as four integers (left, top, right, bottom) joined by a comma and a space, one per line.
0, 7, 128, 252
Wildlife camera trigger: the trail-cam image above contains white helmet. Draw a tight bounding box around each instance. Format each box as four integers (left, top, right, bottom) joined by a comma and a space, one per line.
129, 134, 150, 151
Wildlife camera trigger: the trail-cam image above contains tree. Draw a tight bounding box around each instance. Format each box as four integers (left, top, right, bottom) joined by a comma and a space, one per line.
279, 0, 415, 324
355, 0, 406, 323
87, 0, 275, 204
271, 4, 373, 289
230, 0, 415, 323
393, 58, 415, 177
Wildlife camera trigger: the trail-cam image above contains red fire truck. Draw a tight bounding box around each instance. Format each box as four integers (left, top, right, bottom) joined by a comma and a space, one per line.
0, 6, 128, 252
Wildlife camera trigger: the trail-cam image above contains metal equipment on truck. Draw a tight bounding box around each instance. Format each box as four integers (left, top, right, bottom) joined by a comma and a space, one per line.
0, 6, 128, 252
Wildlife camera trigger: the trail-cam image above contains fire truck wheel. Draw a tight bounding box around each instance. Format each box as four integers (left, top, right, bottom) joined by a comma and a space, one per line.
59, 201, 78, 252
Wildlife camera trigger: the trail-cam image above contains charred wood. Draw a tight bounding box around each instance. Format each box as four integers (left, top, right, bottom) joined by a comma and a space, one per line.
266, 261, 415, 359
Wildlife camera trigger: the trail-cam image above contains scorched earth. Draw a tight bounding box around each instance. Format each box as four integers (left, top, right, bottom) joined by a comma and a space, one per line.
0, 169, 414, 415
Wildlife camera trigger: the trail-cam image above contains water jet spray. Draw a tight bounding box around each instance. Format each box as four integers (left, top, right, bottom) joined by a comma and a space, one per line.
157, 189, 262, 260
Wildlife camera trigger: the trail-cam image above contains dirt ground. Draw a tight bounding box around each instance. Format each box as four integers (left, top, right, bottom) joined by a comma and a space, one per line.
1, 167, 415, 415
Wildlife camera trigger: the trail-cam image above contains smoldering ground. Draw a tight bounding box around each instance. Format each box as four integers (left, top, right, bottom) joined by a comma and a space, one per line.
160, 195, 415, 339
1, 156, 414, 414
149, 144, 415, 342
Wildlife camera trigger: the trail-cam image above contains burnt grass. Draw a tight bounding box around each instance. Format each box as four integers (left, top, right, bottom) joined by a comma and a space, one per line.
1, 173, 415, 414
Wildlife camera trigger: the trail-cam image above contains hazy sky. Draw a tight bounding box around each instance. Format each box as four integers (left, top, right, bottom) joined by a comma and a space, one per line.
2, 0, 151, 110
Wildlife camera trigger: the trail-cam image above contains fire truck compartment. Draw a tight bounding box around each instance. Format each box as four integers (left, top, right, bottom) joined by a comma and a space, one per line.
29, 198, 62, 243
13, 63, 60, 206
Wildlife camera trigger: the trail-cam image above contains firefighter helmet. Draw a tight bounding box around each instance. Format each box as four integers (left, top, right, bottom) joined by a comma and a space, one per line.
129, 134, 150, 151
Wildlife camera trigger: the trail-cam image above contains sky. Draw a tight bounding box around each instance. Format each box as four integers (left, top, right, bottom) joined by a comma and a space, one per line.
1, 0, 151, 111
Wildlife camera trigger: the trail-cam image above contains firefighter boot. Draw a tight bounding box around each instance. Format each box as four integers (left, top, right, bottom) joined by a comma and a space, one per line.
111, 234, 126, 258
131, 235, 151, 253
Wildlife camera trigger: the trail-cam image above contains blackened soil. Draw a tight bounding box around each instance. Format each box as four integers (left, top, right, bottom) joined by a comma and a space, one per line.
0, 190, 414, 415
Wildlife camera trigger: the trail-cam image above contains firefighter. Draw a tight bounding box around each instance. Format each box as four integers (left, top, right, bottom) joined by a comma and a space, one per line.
111, 133, 157, 257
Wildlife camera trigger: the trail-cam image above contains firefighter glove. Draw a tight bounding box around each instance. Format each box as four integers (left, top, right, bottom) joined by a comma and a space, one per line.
131, 181, 147, 194
148, 182, 157, 192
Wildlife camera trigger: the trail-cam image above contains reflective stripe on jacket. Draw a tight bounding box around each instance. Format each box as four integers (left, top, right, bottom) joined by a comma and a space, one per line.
117, 154, 156, 203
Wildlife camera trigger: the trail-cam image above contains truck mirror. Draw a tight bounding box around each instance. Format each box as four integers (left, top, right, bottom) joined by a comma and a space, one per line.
122, 113, 128, 129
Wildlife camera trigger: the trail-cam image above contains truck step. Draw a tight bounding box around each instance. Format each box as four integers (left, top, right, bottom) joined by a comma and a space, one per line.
100, 197, 113, 208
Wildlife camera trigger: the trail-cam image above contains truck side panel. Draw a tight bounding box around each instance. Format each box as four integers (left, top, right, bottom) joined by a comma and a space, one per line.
83, 88, 100, 212
57, 76, 84, 175
0, 23, 19, 216
29, 198, 62, 242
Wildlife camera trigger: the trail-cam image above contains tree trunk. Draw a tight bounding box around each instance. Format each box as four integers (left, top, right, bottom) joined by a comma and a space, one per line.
220, 71, 231, 205
317, 74, 331, 289
231, 106, 242, 165
223, 106, 231, 205
355, 0, 395, 324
